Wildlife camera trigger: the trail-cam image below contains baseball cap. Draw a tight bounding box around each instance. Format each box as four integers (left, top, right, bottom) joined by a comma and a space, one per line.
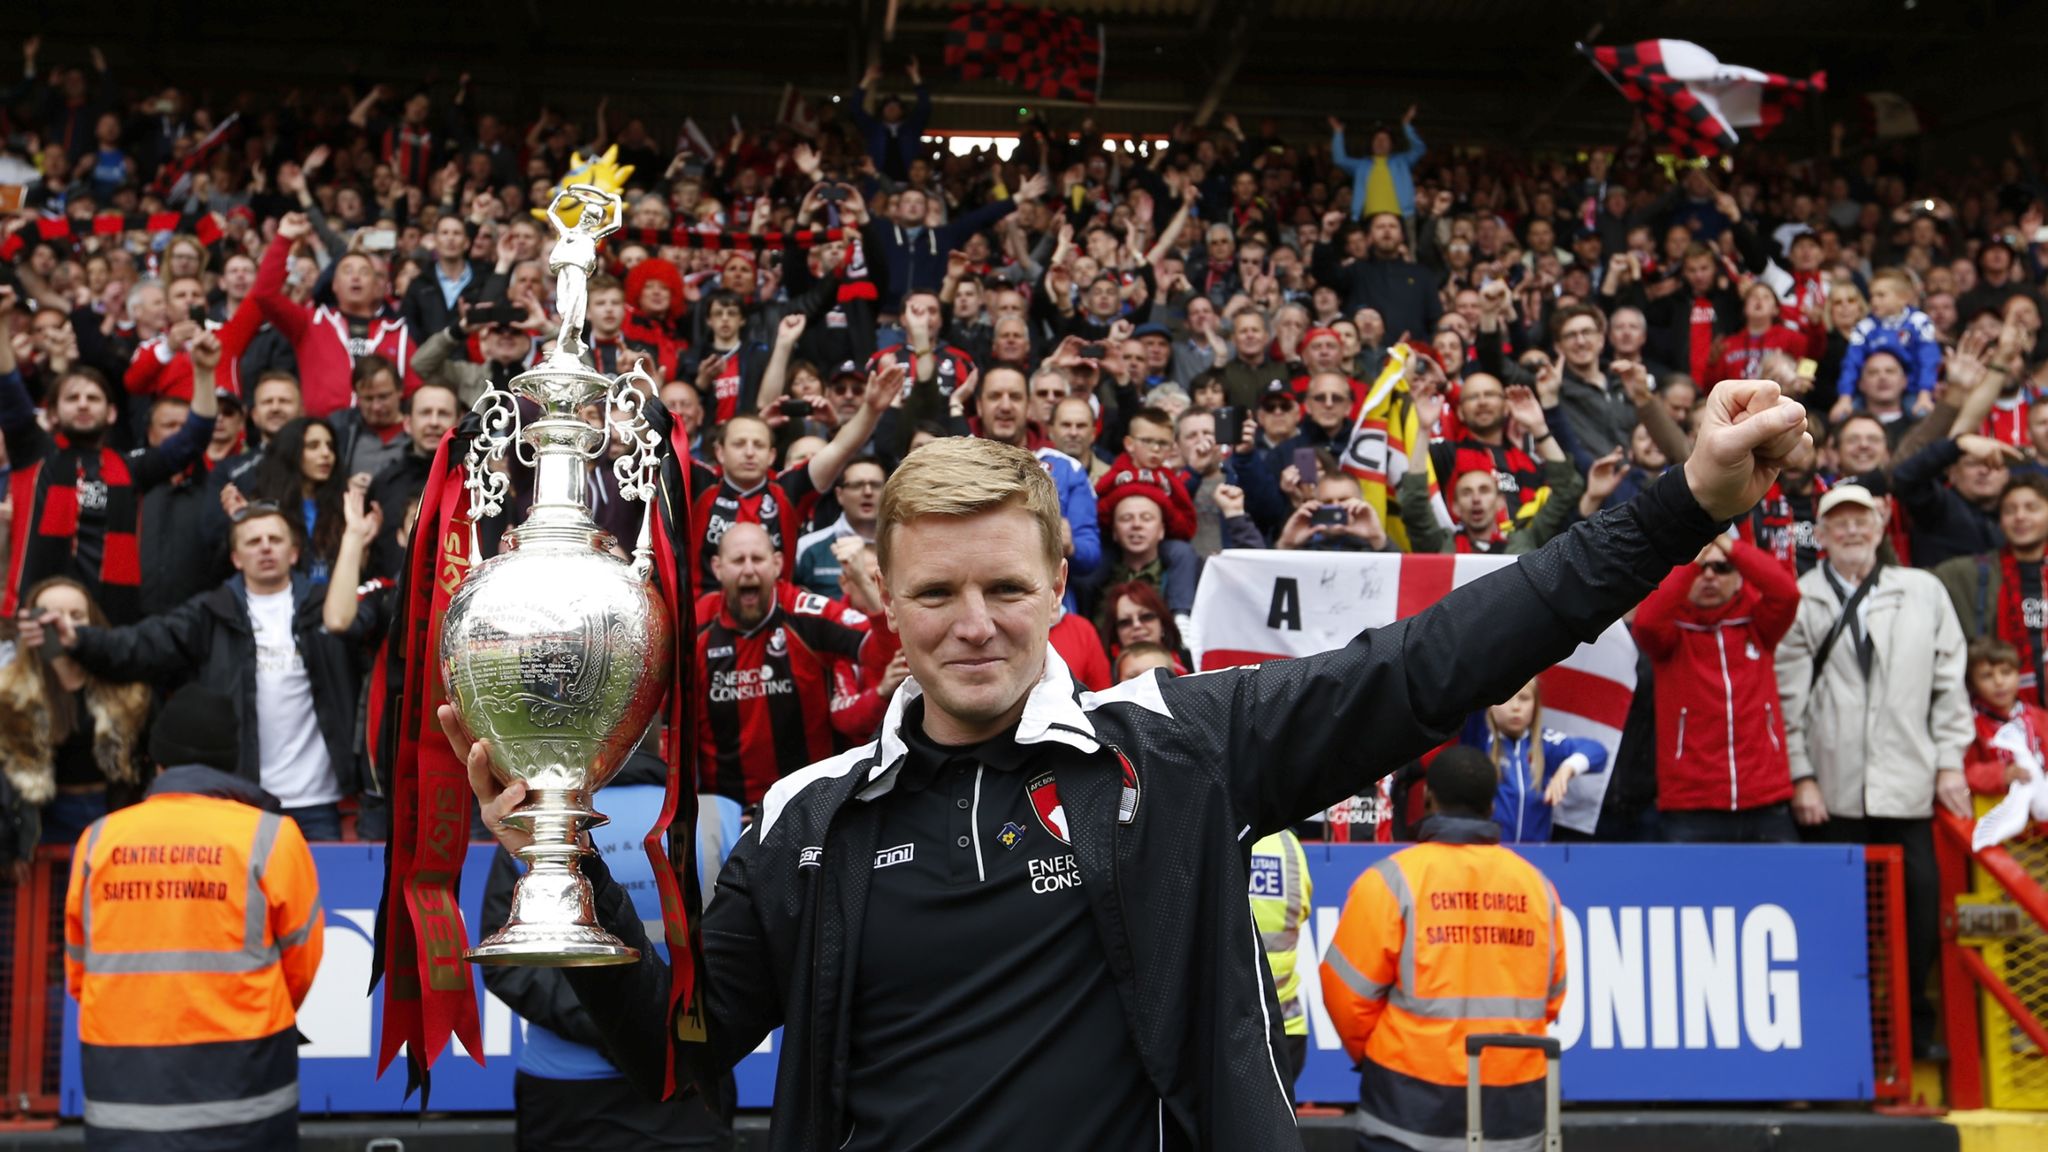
1258, 378, 1297, 405
832, 359, 863, 379
214, 385, 243, 411
1132, 322, 1172, 341
1816, 484, 1881, 518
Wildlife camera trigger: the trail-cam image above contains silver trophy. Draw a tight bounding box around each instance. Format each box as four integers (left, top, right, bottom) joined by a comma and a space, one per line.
441, 184, 674, 966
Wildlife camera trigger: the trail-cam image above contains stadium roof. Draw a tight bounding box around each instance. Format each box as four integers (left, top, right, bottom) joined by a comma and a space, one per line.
6, 0, 2040, 151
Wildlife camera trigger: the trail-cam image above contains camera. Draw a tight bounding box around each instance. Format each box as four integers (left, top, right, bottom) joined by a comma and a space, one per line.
777, 396, 814, 418
1078, 342, 1109, 359
188, 305, 209, 323
469, 303, 520, 329
1310, 504, 1348, 529
816, 185, 850, 204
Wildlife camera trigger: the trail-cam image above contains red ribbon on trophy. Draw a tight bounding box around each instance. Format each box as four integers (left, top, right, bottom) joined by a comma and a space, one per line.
373, 430, 485, 1097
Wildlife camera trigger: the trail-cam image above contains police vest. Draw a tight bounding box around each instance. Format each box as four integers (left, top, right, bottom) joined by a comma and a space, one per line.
1248, 830, 1312, 1035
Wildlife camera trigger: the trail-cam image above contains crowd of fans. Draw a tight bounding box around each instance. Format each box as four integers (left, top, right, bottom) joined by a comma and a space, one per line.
1, 39, 2046, 978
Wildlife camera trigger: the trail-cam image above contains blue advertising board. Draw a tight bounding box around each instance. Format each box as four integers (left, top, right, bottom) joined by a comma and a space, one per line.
60, 841, 1875, 1114
1292, 842, 1875, 1103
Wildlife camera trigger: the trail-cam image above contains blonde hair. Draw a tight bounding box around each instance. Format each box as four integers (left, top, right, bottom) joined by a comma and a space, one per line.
877, 438, 1064, 577
1486, 679, 1547, 790
1829, 281, 1869, 332
1869, 267, 1916, 299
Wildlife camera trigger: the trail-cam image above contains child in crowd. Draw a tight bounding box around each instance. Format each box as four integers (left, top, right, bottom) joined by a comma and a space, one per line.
1838, 267, 1941, 414
1464, 678, 1608, 843
1963, 636, 2048, 797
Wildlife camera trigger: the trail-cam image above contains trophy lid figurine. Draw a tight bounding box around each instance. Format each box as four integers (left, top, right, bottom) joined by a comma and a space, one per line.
439, 184, 673, 965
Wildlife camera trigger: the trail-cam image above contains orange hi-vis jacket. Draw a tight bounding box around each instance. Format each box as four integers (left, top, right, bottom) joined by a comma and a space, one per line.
64, 770, 323, 1151
1320, 816, 1564, 1152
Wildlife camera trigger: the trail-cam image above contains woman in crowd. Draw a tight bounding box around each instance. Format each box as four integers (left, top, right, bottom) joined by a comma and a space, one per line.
1094, 580, 1190, 672
0, 578, 152, 856
1815, 280, 1870, 405
236, 416, 348, 583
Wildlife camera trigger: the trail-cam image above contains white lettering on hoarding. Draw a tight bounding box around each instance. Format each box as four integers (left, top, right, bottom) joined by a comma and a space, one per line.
1304, 902, 1801, 1055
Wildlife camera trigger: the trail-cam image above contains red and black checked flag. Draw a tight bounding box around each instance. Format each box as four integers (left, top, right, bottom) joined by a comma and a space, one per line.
1581, 40, 1824, 159
945, 1, 1104, 104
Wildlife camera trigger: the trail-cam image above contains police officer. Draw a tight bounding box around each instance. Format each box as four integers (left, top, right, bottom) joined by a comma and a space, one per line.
448, 381, 1810, 1150
64, 685, 323, 1151
1249, 827, 1313, 1093
1320, 747, 1565, 1152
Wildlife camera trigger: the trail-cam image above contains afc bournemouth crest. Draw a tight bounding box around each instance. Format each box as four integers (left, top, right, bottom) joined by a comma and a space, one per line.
1027, 752, 1141, 846
1027, 771, 1069, 844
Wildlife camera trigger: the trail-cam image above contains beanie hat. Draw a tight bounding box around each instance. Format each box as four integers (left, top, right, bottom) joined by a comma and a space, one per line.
149, 685, 241, 774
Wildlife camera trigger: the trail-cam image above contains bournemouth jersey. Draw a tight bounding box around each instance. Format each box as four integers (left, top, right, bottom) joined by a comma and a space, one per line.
866, 341, 977, 401
695, 587, 897, 805
690, 461, 822, 584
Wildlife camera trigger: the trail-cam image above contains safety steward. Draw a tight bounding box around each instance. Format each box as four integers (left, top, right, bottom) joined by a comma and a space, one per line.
1321, 746, 1565, 1152
64, 685, 323, 1151
1248, 828, 1313, 1093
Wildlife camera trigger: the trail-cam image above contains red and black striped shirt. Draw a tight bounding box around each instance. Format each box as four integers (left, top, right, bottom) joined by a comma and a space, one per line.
694, 585, 898, 805
690, 461, 822, 585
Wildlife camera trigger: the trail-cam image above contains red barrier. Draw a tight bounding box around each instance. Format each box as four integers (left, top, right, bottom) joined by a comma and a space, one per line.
0, 847, 67, 1127
1934, 808, 2048, 1112
1864, 845, 1912, 1104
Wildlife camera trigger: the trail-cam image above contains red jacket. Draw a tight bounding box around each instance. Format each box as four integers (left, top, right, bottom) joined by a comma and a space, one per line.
250, 234, 420, 416
1708, 324, 1808, 388
1631, 538, 1801, 811
1050, 608, 1112, 692
123, 293, 267, 403
1965, 701, 2048, 796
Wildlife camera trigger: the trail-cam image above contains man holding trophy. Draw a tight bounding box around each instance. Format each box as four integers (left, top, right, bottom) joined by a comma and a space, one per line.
419, 184, 1810, 1150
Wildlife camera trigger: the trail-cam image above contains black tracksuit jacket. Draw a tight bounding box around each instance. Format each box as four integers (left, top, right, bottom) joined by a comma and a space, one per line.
565, 467, 1723, 1150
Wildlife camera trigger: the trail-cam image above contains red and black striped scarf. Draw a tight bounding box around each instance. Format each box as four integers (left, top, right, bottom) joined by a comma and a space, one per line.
4, 437, 141, 623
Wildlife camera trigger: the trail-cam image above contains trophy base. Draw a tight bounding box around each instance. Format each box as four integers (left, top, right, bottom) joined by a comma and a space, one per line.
465, 787, 639, 968
467, 921, 639, 967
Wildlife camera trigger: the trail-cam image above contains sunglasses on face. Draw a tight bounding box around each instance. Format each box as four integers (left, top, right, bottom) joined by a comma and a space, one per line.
839, 479, 883, 493
230, 500, 282, 523
827, 380, 863, 395
1117, 610, 1159, 629
1698, 561, 1736, 576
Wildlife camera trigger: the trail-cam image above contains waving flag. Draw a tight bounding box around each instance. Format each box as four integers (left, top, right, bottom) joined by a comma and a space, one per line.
1190, 550, 1637, 836
1582, 40, 1824, 158
945, 1, 1105, 104
1336, 344, 1447, 551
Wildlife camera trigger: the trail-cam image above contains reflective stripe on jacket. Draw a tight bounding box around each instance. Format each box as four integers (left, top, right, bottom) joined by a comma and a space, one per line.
64, 785, 323, 1149
1248, 830, 1312, 1035
1319, 817, 1563, 1152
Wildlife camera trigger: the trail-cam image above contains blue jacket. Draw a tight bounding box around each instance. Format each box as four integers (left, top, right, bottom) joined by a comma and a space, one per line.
1331, 124, 1425, 219
1462, 719, 1609, 844
1840, 308, 1941, 400
1037, 447, 1102, 611
862, 197, 1019, 313
848, 84, 931, 181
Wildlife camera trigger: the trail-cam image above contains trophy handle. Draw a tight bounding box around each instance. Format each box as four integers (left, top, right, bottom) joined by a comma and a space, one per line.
464, 386, 523, 523
605, 367, 664, 580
